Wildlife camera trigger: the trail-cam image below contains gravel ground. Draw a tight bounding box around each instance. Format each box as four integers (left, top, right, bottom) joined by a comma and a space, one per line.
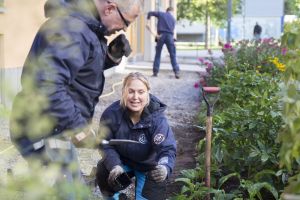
0, 68, 203, 199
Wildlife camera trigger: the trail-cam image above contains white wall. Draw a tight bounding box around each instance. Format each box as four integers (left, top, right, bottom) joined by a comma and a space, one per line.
230, 17, 283, 41
245, 0, 284, 17
219, 0, 285, 41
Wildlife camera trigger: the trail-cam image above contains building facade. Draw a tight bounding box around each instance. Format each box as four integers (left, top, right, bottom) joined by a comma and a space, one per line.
0, 0, 177, 106
222, 0, 284, 41
0, 0, 46, 105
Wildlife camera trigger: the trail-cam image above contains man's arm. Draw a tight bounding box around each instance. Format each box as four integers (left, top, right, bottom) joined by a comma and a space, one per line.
32, 30, 91, 131
146, 12, 161, 42
147, 11, 160, 19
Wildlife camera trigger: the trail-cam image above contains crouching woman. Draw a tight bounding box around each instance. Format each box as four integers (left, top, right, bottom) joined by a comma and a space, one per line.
96, 72, 176, 200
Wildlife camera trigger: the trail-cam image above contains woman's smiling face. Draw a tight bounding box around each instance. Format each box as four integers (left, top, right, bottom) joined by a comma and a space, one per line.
125, 79, 149, 113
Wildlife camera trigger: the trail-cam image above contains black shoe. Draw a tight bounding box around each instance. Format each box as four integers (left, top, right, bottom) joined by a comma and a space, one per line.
175, 72, 180, 79
152, 73, 158, 77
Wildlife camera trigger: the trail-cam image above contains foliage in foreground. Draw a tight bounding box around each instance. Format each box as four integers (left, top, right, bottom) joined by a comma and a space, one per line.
278, 20, 300, 198
0, 160, 92, 200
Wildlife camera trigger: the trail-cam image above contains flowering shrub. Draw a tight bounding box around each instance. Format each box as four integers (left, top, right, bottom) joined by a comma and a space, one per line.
185, 37, 289, 199
195, 38, 286, 91
223, 39, 285, 74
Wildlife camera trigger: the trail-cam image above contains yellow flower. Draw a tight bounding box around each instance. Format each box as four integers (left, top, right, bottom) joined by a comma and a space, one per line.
257, 66, 262, 69
269, 57, 286, 72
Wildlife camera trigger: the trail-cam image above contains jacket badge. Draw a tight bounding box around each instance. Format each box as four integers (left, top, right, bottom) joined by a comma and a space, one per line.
153, 133, 165, 144
138, 134, 147, 144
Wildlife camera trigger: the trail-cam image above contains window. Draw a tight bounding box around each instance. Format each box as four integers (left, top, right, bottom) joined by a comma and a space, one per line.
0, 0, 4, 13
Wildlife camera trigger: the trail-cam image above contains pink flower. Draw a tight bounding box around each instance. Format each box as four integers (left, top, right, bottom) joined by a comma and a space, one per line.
194, 82, 200, 88
207, 63, 213, 68
199, 78, 207, 86
281, 47, 287, 55
198, 57, 204, 63
224, 43, 232, 49
206, 67, 212, 73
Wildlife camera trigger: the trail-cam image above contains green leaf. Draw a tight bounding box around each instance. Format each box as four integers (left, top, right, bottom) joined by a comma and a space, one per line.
218, 173, 240, 189
175, 178, 192, 185
248, 182, 278, 200
261, 153, 269, 162
254, 169, 277, 182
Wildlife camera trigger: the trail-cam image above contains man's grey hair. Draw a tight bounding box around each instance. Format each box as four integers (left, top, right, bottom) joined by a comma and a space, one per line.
113, 0, 144, 13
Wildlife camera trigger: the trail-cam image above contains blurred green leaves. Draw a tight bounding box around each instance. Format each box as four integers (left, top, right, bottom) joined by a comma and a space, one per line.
177, 0, 242, 27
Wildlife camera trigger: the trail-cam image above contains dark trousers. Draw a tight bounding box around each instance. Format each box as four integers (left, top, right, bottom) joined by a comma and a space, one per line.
153, 33, 179, 74
96, 161, 167, 200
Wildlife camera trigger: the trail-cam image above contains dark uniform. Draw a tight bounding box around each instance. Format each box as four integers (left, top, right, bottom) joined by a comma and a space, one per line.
9, 0, 118, 191
253, 23, 262, 40
147, 10, 180, 77
97, 94, 176, 200
10, 0, 117, 156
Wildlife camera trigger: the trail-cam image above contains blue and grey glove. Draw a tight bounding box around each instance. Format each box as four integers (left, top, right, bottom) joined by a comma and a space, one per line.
149, 165, 168, 182
108, 165, 124, 187
108, 34, 132, 62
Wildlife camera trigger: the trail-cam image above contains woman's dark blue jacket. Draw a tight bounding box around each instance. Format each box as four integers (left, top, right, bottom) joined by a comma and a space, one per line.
100, 94, 177, 177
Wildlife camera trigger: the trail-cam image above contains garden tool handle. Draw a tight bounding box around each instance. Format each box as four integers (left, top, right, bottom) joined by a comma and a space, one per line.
205, 116, 213, 188
203, 87, 220, 94
202, 87, 220, 117
202, 87, 220, 200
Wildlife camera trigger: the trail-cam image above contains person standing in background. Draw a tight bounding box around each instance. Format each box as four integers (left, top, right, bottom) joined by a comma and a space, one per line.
253, 22, 262, 40
147, 7, 180, 79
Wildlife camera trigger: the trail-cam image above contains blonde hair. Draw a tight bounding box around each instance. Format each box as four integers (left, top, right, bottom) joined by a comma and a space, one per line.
120, 72, 150, 108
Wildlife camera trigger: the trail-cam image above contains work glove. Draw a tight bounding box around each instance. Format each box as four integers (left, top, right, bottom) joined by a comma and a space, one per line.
71, 126, 99, 148
148, 165, 168, 182
108, 165, 124, 187
155, 34, 161, 43
108, 34, 132, 62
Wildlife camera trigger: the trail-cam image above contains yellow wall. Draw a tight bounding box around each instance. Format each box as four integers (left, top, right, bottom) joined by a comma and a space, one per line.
1, 0, 46, 68
0, 0, 173, 68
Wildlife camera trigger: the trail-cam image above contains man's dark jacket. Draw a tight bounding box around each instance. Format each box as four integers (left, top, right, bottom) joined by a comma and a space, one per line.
147, 11, 175, 35
10, 0, 116, 156
100, 95, 177, 177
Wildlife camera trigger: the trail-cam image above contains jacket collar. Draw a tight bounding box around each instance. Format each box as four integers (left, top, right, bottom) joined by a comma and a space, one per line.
44, 0, 108, 36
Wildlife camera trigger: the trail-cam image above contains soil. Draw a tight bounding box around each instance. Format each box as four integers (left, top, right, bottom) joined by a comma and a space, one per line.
0, 69, 205, 199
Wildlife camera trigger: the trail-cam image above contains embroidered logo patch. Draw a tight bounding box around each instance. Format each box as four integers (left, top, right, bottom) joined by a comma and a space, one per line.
138, 134, 147, 144
153, 133, 165, 144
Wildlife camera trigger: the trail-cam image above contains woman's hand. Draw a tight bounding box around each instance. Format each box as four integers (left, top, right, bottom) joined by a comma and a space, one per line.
108, 165, 124, 186
149, 165, 168, 182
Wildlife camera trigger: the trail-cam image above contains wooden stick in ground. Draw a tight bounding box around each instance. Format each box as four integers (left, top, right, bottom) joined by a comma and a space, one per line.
205, 116, 213, 200
202, 86, 220, 200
